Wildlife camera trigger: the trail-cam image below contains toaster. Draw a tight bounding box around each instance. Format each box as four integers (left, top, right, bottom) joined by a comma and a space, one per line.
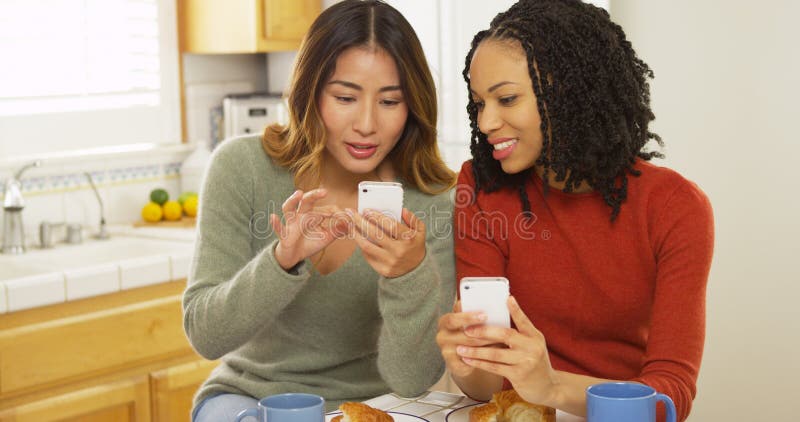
222, 93, 287, 139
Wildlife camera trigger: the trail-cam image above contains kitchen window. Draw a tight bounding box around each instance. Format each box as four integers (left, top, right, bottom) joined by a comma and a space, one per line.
0, 0, 180, 158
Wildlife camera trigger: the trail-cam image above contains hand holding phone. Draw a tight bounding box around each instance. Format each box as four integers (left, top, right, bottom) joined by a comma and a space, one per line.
357, 181, 403, 221
352, 181, 424, 278
459, 277, 511, 328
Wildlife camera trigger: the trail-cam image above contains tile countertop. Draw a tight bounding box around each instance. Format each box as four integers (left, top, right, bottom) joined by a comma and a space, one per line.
0, 226, 195, 314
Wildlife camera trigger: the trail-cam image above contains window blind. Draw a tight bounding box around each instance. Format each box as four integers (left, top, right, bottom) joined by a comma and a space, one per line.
0, 0, 180, 156
0, 0, 162, 115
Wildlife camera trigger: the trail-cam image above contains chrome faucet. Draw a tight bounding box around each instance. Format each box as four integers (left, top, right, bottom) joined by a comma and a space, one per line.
2, 160, 42, 254
84, 171, 109, 240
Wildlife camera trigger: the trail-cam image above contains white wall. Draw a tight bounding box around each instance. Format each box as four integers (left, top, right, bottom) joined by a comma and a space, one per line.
611, 2, 800, 420
182, 53, 267, 144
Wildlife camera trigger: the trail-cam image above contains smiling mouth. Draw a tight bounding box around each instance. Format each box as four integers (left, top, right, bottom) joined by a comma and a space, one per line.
493, 139, 518, 150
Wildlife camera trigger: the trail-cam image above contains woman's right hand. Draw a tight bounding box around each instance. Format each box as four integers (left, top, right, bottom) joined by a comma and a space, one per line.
436, 301, 495, 378
271, 189, 346, 270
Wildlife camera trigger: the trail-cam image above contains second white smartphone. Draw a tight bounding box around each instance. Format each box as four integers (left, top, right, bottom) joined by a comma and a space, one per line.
459, 277, 511, 328
357, 181, 404, 221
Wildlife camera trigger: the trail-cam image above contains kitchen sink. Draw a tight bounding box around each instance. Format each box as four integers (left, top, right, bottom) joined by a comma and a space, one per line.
0, 227, 196, 312
0, 236, 192, 281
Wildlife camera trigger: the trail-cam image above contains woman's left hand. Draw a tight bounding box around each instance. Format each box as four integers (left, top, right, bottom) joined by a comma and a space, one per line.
456, 295, 560, 407
346, 208, 426, 278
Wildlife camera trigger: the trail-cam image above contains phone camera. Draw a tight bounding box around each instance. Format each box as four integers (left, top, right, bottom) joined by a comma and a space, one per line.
362, 189, 368, 193
464, 285, 470, 290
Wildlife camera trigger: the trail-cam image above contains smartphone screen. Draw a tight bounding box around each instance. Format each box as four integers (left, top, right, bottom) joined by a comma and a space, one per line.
357, 181, 403, 221
459, 277, 510, 328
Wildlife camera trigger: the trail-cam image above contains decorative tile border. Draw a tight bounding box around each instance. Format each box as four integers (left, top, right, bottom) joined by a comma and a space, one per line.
0, 161, 184, 198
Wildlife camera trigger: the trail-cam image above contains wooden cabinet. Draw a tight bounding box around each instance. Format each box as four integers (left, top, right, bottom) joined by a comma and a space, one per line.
178, 0, 322, 53
0, 281, 217, 422
0, 376, 151, 422
150, 359, 218, 422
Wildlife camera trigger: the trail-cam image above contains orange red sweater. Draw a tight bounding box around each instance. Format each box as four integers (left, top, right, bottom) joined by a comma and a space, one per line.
455, 160, 714, 422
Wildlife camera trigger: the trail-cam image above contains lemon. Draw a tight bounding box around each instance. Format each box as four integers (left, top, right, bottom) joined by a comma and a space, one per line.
178, 191, 198, 206
162, 200, 183, 221
183, 196, 199, 217
141, 202, 163, 223
150, 188, 169, 205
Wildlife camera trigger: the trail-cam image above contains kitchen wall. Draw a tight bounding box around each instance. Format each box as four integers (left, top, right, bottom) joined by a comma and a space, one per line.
0, 148, 186, 246
182, 53, 268, 146
0, 51, 269, 248
611, 1, 800, 420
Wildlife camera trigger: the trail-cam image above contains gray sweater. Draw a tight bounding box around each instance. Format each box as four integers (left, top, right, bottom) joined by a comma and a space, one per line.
182, 135, 456, 411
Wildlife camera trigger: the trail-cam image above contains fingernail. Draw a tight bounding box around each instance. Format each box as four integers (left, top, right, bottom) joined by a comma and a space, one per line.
476, 313, 487, 322
456, 346, 468, 355
464, 327, 476, 336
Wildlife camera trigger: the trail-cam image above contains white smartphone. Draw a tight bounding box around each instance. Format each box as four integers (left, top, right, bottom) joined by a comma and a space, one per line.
459, 277, 511, 328
357, 181, 404, 221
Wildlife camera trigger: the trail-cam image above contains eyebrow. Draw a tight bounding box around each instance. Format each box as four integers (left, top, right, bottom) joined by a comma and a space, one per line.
470, 81, 518, 95
328, 80, 402, 93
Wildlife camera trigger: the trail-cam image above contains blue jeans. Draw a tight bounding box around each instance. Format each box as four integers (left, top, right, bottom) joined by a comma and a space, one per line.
193, 393, 259, 422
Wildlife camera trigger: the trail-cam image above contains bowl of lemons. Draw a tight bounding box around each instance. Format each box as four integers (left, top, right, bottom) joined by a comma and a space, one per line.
140, 188, 198, 225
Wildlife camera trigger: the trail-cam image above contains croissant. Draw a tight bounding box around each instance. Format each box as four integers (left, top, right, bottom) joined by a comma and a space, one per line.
469, 390, 555, 422
331, 401, 393, 422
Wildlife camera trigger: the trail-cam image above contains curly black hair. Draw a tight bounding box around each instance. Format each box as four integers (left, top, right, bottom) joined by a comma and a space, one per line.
464, 0, 663, 220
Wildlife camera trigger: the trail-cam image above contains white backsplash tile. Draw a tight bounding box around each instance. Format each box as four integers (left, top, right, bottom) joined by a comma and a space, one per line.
63, 188, 104, 234
20, 192, 65, 248
6, 272, 66, 312
98, 185, 144, 226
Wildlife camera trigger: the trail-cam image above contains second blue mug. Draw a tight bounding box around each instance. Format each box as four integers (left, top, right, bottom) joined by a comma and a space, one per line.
586, 382, 676, 422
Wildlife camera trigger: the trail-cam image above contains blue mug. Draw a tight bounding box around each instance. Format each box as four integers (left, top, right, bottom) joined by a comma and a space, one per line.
234, 393, 325, 422
586, 382, 676, 422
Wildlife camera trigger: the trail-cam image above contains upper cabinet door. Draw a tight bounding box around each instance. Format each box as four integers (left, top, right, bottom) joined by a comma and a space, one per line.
179, 0, 321, 53
260, 0, 320, 45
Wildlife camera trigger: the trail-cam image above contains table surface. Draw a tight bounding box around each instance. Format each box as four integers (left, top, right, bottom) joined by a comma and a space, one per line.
327, 391, 585, 422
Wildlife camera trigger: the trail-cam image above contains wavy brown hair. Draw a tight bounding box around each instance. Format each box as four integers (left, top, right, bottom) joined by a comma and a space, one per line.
262, 0, 455, 194
464, 0, 663, 220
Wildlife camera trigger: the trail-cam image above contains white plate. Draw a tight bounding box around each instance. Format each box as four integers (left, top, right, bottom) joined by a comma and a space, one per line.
445, 403, 585, 422
326, 411, 428, 421
444, 404, 477, 422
